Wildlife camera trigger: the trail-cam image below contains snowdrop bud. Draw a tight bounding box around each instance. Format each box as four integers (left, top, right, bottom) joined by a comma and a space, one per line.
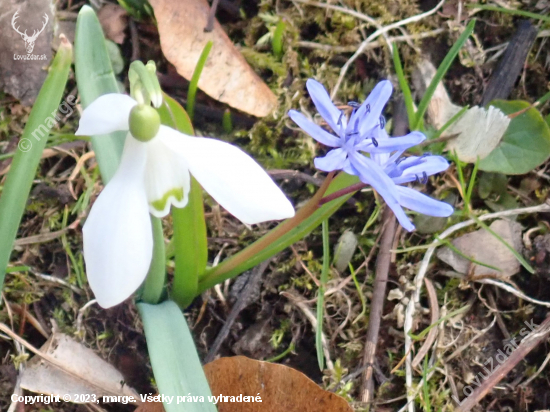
129, 104, 160, 142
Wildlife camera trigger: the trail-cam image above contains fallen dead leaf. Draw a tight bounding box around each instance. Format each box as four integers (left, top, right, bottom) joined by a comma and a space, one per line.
204, 356, 352, 412
437, 219, 523, 277
135, 399, 164, 412
149, 0, 278, 117
98, 3, 128, 44
20, 333, 140, 403
135, 356, 352, 412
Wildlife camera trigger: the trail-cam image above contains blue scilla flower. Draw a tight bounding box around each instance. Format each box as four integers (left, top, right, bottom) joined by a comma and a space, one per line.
288, 79, 453, 231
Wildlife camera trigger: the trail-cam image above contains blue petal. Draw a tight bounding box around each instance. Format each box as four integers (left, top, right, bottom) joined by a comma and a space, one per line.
306, 79, 347, 134
348, 152, 414, 231
391, 155, 450, 184
347, 80, 393, 136
356, 131, 426, 154
288, 110, 341, 147
314, 148, 348, 172
396, 186, 454, 217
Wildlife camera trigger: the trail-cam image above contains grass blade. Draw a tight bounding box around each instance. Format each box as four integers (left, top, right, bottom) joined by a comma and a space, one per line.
316, 219, 330, 370
413, 19, 476, 130
392, 45, 416, 130
187, 41, 213, 121
0, 38, 72, 291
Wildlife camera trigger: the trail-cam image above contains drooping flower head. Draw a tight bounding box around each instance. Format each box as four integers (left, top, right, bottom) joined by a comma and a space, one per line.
77, 93, 295, 308
289, 79, 453, 231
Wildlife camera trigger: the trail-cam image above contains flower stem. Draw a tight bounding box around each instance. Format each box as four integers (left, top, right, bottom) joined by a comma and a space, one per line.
141, 216, 166, 304
318, 182, 367, 206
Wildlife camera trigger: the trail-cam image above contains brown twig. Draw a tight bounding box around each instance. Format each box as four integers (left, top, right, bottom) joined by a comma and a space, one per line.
360, 207, 397, 403
205, 0, 220, 32
455, 314, 550, 412
204, 260, 271, 363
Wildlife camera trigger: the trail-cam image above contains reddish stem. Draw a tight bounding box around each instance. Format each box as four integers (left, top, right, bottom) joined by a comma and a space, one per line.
318, 182, 367, 206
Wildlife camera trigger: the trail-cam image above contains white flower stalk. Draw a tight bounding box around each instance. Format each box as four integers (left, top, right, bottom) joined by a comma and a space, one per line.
76, 93, 295, 308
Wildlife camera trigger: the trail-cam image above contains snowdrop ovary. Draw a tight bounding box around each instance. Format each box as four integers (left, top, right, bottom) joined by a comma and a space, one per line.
129, 104, 161, 142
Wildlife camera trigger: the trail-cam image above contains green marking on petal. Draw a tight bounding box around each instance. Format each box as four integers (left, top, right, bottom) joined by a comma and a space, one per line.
151, 187, 185, 213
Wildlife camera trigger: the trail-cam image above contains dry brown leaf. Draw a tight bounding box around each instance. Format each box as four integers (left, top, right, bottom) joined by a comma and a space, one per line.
204, 356, 352, 412
134, 357, 352, 412
437, 219, 523, 277
98, 3, 128, 44
135, 399, 164, 412
149, 0, 277, 117
20, 333, 140, 403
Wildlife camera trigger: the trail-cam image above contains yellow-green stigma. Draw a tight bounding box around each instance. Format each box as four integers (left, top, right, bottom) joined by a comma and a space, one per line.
129, 104, 160, 142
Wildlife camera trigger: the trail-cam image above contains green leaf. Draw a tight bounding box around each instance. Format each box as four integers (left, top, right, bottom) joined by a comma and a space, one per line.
187, 41, 213, 121
0, 39, 72, 290
316, 219, 329, 371
392, 45, 415, 131
75, 5, 125, 182
197, 172, 359, 294
137, 301, 215, 412
157, 94, 207, 308
414, 20, 476, 130
479, 100, 550, 174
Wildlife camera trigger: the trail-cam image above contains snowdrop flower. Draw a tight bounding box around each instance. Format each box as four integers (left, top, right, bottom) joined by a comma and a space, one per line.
76, 94, 295, 308
289, 79, 453, 231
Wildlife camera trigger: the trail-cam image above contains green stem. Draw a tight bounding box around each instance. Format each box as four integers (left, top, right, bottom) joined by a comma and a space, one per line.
141, 216, 166, 304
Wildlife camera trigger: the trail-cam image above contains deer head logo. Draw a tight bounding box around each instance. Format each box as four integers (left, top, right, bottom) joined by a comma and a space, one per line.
11, 11, 49, 54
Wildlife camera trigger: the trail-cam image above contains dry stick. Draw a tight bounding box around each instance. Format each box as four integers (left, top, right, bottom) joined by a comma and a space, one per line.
360, 207, 397, 403
204, 260, 270, 363
204, 0, 220, 32
455, 314, 550, 412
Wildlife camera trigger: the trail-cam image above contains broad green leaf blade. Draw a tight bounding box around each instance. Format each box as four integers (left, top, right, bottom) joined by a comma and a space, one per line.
137, 301, 215, 412
157, 94, 208, 308
158, 93, 194, 135
171, 178, 208, 308
479, 100, 550, 174
0, 39, 72, 289
75, 5, 125, 182
197, 172, 359, 293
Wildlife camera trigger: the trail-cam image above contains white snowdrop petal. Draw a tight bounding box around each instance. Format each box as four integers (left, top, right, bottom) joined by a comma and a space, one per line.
159, 126, 295, 224
144, 137, 191, 217
76, 94, 137, 136
82, 136, 152, 308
